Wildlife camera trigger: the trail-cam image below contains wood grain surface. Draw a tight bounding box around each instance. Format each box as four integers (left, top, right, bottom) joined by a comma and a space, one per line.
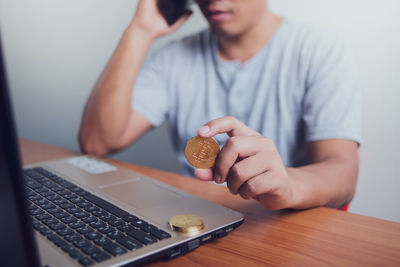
20, 139, 400, 266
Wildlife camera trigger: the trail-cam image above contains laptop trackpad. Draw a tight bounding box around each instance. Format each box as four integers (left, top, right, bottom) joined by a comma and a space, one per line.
99, 178, 182, 209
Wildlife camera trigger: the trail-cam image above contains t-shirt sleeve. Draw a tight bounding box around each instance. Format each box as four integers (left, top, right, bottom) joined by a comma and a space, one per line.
131, 50, 169, 127
302, 34, 361, 144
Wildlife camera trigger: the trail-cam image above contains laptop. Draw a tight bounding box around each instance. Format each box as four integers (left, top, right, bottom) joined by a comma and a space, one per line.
0, 37, 243, 266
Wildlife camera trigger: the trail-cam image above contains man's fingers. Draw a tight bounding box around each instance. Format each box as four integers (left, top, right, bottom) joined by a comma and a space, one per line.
238, 172, 275, 200
194, 168, 214, 181
214, 135, 265, 183
198, 116, 259, 138
226, 152, 272, 194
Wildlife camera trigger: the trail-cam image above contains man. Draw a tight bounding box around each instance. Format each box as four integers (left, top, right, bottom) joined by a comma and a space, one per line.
79, 0, 361, 210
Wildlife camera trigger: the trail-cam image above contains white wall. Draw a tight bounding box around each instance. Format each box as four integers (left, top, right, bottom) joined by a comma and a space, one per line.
1, 0, 399, 222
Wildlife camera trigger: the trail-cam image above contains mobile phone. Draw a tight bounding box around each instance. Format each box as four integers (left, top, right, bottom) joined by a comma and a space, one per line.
157, 0, 190, 25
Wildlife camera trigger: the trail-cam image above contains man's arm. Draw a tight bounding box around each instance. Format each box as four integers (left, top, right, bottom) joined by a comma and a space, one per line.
286, 139, 358, 209
195, 116, 359, 210
79, 0, 191, 155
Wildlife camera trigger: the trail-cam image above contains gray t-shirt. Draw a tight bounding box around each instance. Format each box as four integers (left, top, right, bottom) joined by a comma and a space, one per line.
132, 19, 361, 176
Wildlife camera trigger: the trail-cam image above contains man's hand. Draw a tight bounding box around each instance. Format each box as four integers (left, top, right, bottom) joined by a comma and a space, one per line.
131, 0, 192, 40
194, 116, 299, 210
194, 116, 359, 210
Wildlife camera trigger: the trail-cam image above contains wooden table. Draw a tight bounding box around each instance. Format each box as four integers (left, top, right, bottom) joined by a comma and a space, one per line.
20, 139, 400, 266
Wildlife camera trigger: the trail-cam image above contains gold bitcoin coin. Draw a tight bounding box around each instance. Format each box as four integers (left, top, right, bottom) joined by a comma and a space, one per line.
184, 136, 220, 169
169, 214, 204, 233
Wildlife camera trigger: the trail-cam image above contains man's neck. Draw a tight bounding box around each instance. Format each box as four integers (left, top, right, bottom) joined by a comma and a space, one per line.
218, 12, 283, 63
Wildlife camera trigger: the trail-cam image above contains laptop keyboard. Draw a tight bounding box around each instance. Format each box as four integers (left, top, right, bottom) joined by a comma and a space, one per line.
23, 167, 172, 266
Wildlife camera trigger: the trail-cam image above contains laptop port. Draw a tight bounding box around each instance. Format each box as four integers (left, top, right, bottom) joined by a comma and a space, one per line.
187, 239, 200, 251
215, 229, 227, 238
225, 226, 234, 233
201, 234, 212, 243
168, 246, 181, 259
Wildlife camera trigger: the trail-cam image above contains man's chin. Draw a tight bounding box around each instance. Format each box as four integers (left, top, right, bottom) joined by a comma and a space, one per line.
208, 24, 237, 38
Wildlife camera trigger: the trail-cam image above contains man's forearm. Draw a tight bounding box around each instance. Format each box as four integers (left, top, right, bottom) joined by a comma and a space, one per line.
288, 157, 359, 209
79, 25, 155, 154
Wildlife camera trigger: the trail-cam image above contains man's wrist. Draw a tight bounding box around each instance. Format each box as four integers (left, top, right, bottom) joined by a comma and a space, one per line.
286, 167, 305, 209
124, 23, 158, 44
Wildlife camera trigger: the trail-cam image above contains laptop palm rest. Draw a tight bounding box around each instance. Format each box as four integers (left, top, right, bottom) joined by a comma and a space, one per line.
99, 178, 182, 210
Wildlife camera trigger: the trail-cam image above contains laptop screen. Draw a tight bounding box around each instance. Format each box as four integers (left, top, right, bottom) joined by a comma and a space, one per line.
0, 38, 40, 266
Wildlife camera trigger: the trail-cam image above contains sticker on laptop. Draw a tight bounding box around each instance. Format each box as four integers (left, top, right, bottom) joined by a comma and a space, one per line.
67, 156, 116, 174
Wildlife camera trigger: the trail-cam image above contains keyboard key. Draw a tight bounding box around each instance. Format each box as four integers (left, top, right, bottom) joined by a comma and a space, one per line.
69, 221, 85, 229
92, 210, 107, 217
102, 242, 127, 256
85, 231, 102, 240
94, 236, 112, 247
25, 180, 42, 190
65, 233, 83, 242
49, 222, 66, 231
90, 251, 111, 263
42, 203, 56, 210
79, 257, 94, 266
28, 194, 42, 201
30, 209, 45, 216
108, 218, 124, 227
61, 244, 75, 253
107, 230, 125, 240
35, 213, 52, 221
77, 226, 94, 235
42, 191, 55, 198
56, 228, 74, 236
98, 226, 114, 234
47, 194, 61, 201
81, 245, 101, 255
126, 229, 157, 245
53, 211, 69, 219
140, 224, 157, 233
131, 219, 148, 228
60, 202, 74, 210
117, 224, 134, 233
63, 193, 75, 200
73, 239, 91, 249
39, 227, 52, 236
58, 189, 70, 196
69, 249, 84, 260
149, 228, 172, 240
77, 201, 91, 208
89, 220, 106, 229
60, 180, 75, 189
48, 207, 63, 215
54, 238, 68, 248
67, 207, 82, 214
84, 194, 129, 218
27, 202, 38, 210
117, 236, 143, 250
122, 215, 138, 222
53, 198, 67, 205
70, 197, 85, 204
82, 216, 97, 224
35, 187, 48, 193
75, 189, 90, 197
74, 211, 90, 219
84, 205, 99, 213
61, 216, 77, 224
32, 219, 42, 230
34, 198, 48, 206
42, 218, 58, 226
47, 233, 60, 242
99, 213, 116, 222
